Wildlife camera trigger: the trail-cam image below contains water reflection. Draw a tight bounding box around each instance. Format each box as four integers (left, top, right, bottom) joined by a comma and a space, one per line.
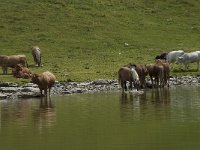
32, 97, 56, 128
0, 97, 56, 129
119, 88, 171, 122
150, 87, 171, 105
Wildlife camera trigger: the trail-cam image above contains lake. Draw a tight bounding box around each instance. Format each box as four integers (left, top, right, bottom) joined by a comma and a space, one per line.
0, 86, 200, 150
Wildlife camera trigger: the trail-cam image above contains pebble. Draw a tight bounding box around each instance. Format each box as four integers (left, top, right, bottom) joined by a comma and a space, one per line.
0, 76, 200, 100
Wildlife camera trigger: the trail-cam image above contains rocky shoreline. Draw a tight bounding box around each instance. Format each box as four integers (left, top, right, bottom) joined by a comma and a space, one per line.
1, 76, 200, 99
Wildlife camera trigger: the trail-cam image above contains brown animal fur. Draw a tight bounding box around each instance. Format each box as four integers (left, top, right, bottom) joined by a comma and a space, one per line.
135, 64, 148, 88
118, 67, 135, 91
146, 64, 164, 87
12, 64, 32, 79
155, 59, 170, 87
31, 71, 56, 96
123, 64, 148, 89
32, 46, 42, 67
0, 55, 28, 75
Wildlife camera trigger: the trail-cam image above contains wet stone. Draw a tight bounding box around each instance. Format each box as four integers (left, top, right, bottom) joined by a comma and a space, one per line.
0, 82, 18, 87
0, 87, 18, 93
0, 93, 7, 99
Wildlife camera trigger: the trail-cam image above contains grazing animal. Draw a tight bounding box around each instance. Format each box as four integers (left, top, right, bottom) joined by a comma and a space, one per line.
12, 64, 32, 79
146, 64, 164, 87
32, 46, 42, 67
166, 50, 184, 69
135, 64, 148, 88
123, 64, 148, 88
118, 66, 140, 91
31, 71, 56, 97
130, 66, 140, 90
176, 51, 200, 71
155, 52, 168, 60
0, 55, 28, 75
155, 59, 170, 87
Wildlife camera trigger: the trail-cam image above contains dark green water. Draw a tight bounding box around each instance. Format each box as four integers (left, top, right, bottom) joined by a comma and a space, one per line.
1, 86, 200, 150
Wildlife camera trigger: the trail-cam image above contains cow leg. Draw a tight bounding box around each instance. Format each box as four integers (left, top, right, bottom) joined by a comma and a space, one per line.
44, 88, 48, 96
129, 81, 133, 90
2, 67, 7, 75
124, 81, 127, 91
155, 76, 159, 88
184, 64, 187, 71
40, 89, 43, 97
120, 81, 124, 92
150, 76, 154, 88
49, 88, 51, 97
1, 67, 4, 75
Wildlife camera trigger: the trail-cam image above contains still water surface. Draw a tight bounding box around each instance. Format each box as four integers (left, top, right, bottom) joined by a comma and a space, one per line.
1, 86, 200, 150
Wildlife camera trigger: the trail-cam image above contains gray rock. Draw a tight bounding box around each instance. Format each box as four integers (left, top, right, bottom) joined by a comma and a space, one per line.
62, 90, 72, 94
0, 82, 18, 87
21, 87, 40, 93
92, 79, 109, 85
18, 92, 41, 98
0, 87, 18, 93
0, 93, 7, 99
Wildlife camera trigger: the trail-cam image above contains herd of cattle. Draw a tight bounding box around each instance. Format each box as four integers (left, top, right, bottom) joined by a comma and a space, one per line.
0, 48, 200, 95
0, 46, 55, 97
118, 50, 200, 91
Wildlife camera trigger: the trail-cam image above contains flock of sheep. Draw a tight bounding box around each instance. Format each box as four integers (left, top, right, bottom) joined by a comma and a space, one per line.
0, 46, 55, 97
118, 50, 200, 91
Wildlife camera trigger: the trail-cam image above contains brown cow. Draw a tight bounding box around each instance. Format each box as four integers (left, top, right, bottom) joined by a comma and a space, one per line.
12, 64, 32, 79
118, 66, 139, 91
32, 46, 42, 67
31, 71, 56, 97
155, 59, 170, 87
135, 64, 148, 88
146, 64, 164, 88
124, 64, 148, 88
0, 55, 28, 75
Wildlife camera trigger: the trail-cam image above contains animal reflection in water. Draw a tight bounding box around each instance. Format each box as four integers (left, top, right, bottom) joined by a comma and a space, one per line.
32, 97, 56, 128
120, 87, 170, 104
119, 88, 171, 120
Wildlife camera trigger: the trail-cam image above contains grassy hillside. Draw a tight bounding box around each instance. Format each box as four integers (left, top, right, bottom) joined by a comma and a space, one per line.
1, 0, 200, 83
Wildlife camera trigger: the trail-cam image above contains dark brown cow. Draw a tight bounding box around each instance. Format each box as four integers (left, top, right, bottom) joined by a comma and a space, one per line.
135, 64, 148, 88
146, 64, 164, 87
155, 59, 170, 87
155, 52, 168, 60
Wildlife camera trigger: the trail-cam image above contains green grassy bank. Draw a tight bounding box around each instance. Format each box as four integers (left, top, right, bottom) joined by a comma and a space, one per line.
1, 0, 200, 83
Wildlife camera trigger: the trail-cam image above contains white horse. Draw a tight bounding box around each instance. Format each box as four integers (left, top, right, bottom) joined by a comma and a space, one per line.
130, 65, 140, 91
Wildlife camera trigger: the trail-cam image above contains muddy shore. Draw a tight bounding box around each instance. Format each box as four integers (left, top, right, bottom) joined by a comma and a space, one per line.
1, 76, 200, 99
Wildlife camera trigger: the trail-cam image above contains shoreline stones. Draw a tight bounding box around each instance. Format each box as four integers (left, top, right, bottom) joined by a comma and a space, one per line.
1, 76, 200, 100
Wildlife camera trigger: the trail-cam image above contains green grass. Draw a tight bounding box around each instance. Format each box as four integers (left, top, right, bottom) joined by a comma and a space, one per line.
1, 0, 200, 83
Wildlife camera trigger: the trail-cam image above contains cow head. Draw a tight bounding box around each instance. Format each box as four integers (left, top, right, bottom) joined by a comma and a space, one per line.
175, 57, 184, 64
30, 74, 40, 84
